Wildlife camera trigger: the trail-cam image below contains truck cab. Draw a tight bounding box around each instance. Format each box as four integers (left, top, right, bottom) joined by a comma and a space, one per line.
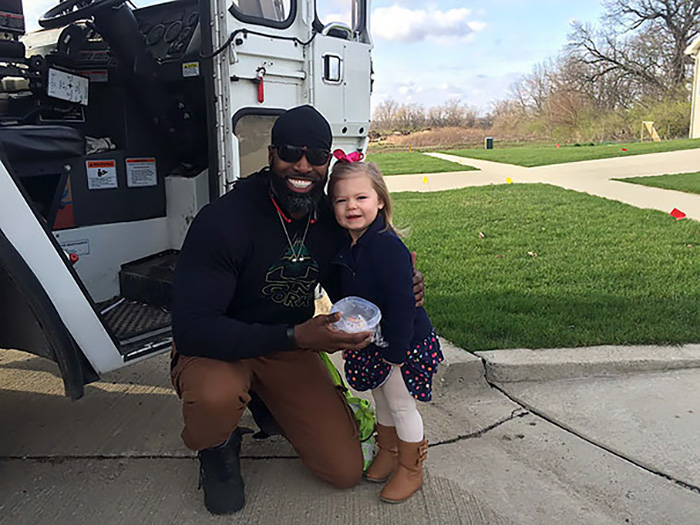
0, 0, 372, 398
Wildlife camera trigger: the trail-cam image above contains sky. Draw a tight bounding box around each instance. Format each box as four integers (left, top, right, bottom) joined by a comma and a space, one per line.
25, 0, 605, 115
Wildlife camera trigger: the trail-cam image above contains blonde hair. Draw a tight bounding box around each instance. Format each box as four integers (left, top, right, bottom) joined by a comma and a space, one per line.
329, 161, 401, 235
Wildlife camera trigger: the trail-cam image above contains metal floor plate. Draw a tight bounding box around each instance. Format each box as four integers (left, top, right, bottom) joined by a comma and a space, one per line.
99, 298, 171, 353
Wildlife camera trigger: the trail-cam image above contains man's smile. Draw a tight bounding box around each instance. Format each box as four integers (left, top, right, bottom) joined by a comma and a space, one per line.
287, 176, 315, 193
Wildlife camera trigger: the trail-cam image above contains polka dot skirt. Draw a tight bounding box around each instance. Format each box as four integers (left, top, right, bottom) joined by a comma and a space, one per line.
344, 332, 443, 402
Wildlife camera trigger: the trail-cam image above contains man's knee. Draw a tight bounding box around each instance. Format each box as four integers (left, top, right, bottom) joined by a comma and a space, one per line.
313, 442, 364, 489
177, 358, 250, 412
186, 379, 250, 414
324, 457, 364, 489
180, 379, 250, 451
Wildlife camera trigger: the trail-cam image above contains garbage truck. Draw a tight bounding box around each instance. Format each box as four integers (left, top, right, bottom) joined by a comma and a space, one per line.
0, 0, 372, 399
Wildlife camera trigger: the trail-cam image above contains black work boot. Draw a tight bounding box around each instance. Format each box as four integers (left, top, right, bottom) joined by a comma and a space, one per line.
198, 428, 251, 514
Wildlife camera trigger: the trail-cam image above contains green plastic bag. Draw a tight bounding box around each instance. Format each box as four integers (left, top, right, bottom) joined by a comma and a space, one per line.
319, 352, 376, 471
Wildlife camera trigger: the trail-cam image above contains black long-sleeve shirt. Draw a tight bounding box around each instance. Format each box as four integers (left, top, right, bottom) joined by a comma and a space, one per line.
172, 169, 343, 361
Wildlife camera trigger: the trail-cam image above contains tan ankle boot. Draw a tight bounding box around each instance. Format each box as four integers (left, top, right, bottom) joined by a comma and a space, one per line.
365, 425, 399, 483
379, 438, 428, 503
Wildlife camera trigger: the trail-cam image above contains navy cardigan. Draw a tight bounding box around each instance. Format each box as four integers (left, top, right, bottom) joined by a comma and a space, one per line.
332, 215, 434, 364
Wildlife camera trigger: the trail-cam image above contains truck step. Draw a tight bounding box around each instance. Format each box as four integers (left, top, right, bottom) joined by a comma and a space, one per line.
119, 250, 178, 308
99, 297, 172, 359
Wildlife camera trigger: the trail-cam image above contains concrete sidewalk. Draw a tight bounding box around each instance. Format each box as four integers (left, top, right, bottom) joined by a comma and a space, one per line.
386, 149, 700, 221
476, 344, 700, 491
2, 342, 700, 524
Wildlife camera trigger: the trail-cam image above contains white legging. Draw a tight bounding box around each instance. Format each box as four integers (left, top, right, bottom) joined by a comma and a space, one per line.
372, 365, 424, 443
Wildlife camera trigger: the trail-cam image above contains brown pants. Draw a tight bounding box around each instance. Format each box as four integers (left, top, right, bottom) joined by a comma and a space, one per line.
171, 348, 364, 488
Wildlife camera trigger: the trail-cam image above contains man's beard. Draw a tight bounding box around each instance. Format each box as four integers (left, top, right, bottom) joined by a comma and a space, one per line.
271, 173, 325, 215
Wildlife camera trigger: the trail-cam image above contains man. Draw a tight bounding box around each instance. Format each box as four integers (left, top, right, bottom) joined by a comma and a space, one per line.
171, 105, 423, 514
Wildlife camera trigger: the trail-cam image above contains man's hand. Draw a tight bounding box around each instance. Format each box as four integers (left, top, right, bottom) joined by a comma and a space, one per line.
294, 312, 372, 352
411, 251, 425, 308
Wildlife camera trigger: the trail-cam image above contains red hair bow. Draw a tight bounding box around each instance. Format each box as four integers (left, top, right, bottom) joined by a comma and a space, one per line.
333, 149, 364, 163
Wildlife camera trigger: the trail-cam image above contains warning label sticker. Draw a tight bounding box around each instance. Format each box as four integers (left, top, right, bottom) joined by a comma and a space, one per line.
86, 159, 117, 190
126, 158, 157, 187
182, 61, 200, 78
59, 238, 90, 256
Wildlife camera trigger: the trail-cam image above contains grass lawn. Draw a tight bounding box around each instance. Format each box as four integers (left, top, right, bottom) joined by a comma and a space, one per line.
443, 138, 700, 167
394, 184, 700, 351
614, 172, 700, 195
365, 151, 478, 176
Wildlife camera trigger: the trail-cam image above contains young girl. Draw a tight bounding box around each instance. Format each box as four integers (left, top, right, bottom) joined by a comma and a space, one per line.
329, 160, 443, 503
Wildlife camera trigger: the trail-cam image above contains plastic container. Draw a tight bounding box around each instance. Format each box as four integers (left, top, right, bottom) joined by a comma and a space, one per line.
330, 296, 381, 333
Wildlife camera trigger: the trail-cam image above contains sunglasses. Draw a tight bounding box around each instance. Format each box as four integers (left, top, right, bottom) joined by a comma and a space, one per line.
274, 144, 331, 166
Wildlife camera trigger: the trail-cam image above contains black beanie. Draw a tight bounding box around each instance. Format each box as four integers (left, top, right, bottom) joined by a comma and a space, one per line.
271, 105, 332, 150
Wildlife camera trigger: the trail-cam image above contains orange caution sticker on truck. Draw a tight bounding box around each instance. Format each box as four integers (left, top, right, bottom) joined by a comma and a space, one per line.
86, 159, 117, 190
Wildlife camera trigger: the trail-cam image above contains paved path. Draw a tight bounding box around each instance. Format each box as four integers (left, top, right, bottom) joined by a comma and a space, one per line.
385, 149, 700, 221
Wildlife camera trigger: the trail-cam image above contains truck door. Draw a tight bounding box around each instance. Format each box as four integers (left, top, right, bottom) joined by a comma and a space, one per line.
0, 155, 119, 399
311, 0, 372, 155
207, 0, 371, 190
208, 0, 306, 191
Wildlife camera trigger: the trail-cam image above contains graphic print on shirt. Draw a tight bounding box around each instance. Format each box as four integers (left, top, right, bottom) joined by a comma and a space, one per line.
262, 239, 319, 307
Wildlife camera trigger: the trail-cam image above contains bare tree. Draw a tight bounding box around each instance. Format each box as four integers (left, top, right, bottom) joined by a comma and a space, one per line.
440, 99, 477, 127
426, 105, 445, 127
393, 103, 426, 132
570, 22, 669, 96
372, 99, 400, 131
606, 0, 700, 84
569, 0, 700, 99
555, 53, 638, 110
509, 61, 555, 113
431, 99, 479, 127
488, 98, 538, 138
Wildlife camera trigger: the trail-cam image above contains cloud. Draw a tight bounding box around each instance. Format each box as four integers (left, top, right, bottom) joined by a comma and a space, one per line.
372, 70, 525, 115
371, 5, 485, 43
398, 82, 424, 96
318, 10, 352, 27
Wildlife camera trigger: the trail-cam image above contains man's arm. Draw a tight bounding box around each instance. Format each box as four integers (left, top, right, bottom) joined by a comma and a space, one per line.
172, 206, 370, 361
